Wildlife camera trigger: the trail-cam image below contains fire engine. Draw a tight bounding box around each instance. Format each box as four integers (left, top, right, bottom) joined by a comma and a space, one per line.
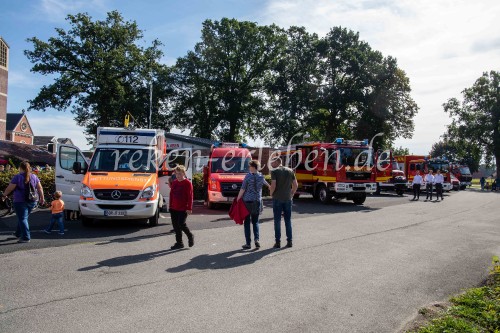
394, 155, 452, 191
203, 142, 252, 209
375, 150, 407, 196
450, 164, 472, 190
281, 138, 377, 205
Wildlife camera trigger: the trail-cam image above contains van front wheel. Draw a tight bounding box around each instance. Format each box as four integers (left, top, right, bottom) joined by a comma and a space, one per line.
148, 206, 159, 227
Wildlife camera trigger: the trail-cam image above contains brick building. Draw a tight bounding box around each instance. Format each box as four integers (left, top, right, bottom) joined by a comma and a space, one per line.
0, 37, 8, 140
6, 112, 34, 144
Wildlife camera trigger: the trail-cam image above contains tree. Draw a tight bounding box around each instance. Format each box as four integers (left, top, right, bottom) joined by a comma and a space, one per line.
390, 146, 410, 156
430, 137, 481, 173
313, 27, 418, 149
265, 26, 320, 145
170, 18, 286, 141
25, 11, 170, 142
443, 71, 500, 177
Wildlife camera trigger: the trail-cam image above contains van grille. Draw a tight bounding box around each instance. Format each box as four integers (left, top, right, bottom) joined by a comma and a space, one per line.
94, 189, 140, 201
97, 204, 135, 210
220, 182, 242, 197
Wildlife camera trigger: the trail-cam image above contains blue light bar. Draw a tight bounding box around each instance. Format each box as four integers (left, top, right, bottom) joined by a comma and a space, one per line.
240, 143, 248, 148
363, 139, 369, 145
335, 138, 343, 144
213, 142, 220, 148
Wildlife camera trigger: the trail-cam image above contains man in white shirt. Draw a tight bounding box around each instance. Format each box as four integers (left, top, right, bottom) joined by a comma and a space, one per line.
411, 170, 423, 200
424, 170, 434, 201
433, 169, 444, 201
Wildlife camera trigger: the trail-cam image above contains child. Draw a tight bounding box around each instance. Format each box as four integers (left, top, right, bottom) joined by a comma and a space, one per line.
44, 191, 65, 235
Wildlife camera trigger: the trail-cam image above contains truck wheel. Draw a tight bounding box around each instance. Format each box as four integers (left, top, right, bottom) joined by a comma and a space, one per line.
81, 216, 94, 227
375, 184, 381, 195
316, 185, 330, 204
148, 206, 159, 227
207, 201, 216, 209
352, 194, 366, 205
396, 189, 404, 196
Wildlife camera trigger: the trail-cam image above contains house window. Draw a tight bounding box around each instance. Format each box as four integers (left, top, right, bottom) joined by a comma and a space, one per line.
0, 40, 7, 68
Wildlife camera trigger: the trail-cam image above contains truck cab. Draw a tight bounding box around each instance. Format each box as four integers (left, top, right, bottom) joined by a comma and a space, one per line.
204, 143, 251, 209
55, 127, 169, 227
375, 150, 407, 195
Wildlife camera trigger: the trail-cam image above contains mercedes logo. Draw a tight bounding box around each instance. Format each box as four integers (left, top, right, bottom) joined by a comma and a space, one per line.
231, 184, 237, 190
111, 190, 121, 199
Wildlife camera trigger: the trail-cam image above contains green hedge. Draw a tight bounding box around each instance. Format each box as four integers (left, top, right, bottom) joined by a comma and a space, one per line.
0, 170, 56, 197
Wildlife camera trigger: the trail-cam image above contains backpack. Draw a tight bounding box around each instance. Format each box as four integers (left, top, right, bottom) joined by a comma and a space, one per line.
24, 177, 39, 202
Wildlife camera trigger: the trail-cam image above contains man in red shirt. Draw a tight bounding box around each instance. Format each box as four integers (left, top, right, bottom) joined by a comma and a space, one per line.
169, 165, 194, 249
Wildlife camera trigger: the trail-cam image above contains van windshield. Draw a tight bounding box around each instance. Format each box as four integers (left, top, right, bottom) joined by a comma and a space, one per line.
89, 148, 158, 173
210, 157, 250, 173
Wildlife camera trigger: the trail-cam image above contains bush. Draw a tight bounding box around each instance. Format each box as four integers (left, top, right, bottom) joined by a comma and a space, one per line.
0, 169, 55, 198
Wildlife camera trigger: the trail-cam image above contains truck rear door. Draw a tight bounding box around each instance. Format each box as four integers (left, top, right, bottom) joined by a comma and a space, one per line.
55, 144, 88, 211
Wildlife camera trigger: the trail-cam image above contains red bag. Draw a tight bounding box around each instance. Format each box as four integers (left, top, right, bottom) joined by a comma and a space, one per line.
229, 198, 249, 225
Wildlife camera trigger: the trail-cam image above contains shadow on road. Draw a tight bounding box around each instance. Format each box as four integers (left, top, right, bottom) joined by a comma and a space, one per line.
78, 248, 183, 271
167, 248, 278, 273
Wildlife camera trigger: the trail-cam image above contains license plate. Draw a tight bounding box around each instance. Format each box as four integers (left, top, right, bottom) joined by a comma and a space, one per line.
104, 210, 127, 216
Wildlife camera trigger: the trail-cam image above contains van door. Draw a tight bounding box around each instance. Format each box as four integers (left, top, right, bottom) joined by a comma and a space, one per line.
158, 148, 193, 210
55, 144, 88, 211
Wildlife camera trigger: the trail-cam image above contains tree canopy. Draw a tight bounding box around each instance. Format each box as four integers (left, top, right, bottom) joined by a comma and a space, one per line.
443, 71, 500, 176
25, 11, 170, 142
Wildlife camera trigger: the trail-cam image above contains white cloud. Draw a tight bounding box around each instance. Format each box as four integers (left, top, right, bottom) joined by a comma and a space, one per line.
37, 0, 109, 22
259, 0, 500, 154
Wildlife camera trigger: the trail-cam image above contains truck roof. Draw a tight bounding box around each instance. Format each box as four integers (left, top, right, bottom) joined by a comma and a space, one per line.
210, 147, 251, 159
97, 127, 165, 146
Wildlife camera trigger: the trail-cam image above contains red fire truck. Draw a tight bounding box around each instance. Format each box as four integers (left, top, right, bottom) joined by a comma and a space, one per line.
203, 142, 252, 209
375, 150, 407, 196
450, 164, 472, 190
394, 155, 452, 191
281, 138, 377, 205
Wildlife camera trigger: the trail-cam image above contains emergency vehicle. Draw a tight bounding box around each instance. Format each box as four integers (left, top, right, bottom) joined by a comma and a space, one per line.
203, 142, 252, 209
394, 155, 452, 191
56, 127, 171, 227
375, 150, 407, 196
281, 138, 377, 205
450, 164, 472, 190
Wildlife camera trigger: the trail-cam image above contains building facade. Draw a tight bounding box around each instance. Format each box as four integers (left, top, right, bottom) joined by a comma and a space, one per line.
0, 37, 9, 140
6, 113, 34, 144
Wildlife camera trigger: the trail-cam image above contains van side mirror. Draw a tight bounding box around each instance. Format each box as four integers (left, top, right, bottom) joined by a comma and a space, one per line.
73, 161, 82, 174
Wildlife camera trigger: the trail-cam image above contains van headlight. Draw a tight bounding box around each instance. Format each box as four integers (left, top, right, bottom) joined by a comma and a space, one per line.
81, 185, 93, 198
141, 185, 156, 199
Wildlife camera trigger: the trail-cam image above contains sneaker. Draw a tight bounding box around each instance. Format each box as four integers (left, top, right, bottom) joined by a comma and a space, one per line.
170, 243, 184, 250
58, 232, 65, 235
255, 241, 260, 248
273, 242, 281, 249
188, 235, 194, 247
285, 241, 293, 248
17, 239, 30, 243
242, 244, 251, 249
43, 230, 51, 234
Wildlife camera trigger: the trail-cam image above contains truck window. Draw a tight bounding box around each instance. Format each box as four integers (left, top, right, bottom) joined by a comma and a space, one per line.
166, 149, 191, 170
89, 148, 157, 173
339, 148, 373, 167
211, 157, 250, 173
59, 146, 88, 171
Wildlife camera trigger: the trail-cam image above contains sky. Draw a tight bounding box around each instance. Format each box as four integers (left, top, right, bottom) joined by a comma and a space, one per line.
1, 0, 499, 154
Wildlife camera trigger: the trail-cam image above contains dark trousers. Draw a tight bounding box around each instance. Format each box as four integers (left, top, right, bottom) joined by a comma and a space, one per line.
412, 184, 420, 199
426, 183, 433, 200
170, 209, 193, 245
435, 183, 443, 199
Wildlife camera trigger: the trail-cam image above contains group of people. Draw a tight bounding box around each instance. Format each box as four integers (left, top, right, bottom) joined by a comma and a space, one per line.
410, 169, 445, 201
168, 157, 298, 251
1, 161, 65, 243
2, 158, 299, 250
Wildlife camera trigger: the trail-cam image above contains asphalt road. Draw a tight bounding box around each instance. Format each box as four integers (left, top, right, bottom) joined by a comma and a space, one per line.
0, 189, 499, 332
0, 192, 410, 255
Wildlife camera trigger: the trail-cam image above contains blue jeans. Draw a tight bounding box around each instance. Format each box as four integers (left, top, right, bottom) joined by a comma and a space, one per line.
14, 201, 37, 241
46, 212, 65, 233
244, 201, 260, 245
273, 199, 292, 242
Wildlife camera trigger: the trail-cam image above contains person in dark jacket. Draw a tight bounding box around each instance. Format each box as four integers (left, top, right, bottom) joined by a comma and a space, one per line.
169, 165, 194, 250
1, 161, 45, 243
